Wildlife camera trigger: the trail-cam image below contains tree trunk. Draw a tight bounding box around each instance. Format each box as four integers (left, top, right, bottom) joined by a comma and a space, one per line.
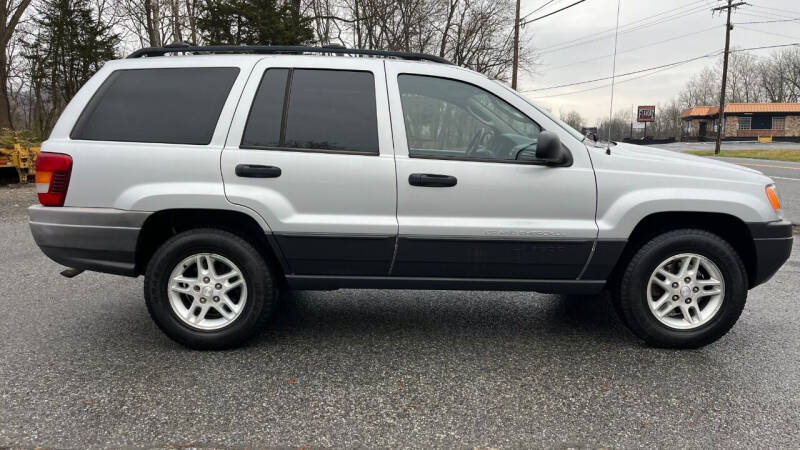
171, 0, 182, 43
145, 0, 162, 46
186, 0, 198, 44
0, 52, 12, 129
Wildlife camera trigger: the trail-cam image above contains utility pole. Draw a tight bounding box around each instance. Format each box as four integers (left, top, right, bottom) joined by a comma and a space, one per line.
712, 0, 746, 154
512, 0, 521, 90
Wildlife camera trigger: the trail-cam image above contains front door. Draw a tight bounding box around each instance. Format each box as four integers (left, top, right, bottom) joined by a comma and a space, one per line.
385, 61, 598, 280
221, 56, 397, 276
699, 121, 707, 138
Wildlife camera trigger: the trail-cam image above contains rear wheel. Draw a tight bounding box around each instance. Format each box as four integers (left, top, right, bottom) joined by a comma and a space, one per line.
615, 229, 747, 348
144, 228, 275, 349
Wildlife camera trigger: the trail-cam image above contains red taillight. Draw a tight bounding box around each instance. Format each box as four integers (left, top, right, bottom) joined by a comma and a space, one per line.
35, 152, 72, 206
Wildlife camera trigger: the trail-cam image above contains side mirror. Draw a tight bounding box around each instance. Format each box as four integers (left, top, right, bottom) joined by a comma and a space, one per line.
535, 130, 570, 166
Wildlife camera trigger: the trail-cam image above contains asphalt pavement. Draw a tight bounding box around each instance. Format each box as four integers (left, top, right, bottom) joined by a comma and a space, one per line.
652, 140, 800, 152
1, 186, 799, 448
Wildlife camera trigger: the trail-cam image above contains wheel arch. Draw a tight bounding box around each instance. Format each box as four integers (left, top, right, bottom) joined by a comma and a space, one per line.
134, 208, 288, 279
608, 211, 757, 289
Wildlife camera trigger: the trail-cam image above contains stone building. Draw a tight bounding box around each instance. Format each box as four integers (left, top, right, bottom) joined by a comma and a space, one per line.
680, 103, 800, 140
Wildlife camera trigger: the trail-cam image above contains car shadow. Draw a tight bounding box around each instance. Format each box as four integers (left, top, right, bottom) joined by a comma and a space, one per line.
251, 289, 634, 348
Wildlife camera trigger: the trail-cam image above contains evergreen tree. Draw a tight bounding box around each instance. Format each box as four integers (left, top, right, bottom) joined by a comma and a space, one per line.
198, 0, 313, 46
23, 0, 118, 134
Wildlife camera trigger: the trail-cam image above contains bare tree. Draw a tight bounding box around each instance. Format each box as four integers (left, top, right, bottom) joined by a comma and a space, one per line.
559, 109, 583, 131
678, 66, 719, 109
308, 0, 535, 81
726, 50, 765, 103
0, 0, 32, 128
760, 47, 800, 103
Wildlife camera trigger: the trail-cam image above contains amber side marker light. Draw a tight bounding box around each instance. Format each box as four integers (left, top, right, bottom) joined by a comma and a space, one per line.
765, 184, 781, 211
35, 152, 73, 206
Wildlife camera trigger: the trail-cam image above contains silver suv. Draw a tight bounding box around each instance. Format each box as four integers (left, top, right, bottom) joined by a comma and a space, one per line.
29, 46, 793, 349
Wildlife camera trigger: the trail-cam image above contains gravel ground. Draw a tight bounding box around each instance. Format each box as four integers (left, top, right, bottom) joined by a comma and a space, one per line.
0, 184, 798, 448
0, 184, 36, 222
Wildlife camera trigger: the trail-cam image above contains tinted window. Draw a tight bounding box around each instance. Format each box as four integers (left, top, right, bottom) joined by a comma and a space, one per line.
284, 69, 378, 153
241, 69, 288, 148
72, 67, 239, 145
398, 75, 541, 161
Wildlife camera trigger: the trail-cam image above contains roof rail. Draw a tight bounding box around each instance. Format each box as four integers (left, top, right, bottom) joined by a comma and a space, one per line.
126, 43, 453, 65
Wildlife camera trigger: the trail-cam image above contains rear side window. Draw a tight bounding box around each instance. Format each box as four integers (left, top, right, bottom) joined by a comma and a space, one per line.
242, 68, 378, 154
71, 67, 240, 145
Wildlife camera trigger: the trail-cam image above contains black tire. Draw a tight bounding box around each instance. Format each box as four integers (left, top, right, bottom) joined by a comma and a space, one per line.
144, 228, 276, 350
615, 229, 748, 349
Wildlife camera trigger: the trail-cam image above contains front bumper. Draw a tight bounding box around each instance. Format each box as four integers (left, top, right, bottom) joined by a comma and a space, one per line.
29, 205, 151, 276
748, 219, 793, 287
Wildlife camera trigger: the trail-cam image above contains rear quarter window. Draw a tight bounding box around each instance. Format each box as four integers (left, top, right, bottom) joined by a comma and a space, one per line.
71, 67, 240, 145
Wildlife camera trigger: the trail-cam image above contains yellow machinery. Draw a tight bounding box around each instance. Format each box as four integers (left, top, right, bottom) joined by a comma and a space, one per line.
0, 143, 40, 184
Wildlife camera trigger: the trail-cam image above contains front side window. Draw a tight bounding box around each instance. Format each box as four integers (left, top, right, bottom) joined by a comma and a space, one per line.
772, 117, 785, 130
398, 74, 541, 161
72, 67, 240, 145
242, 68, 379, 154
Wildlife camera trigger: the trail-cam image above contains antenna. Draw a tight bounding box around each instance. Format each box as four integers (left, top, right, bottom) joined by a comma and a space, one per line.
606, 0, 623, 155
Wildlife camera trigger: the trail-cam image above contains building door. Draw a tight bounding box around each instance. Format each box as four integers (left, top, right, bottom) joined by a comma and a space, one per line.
699, 121, 707, 138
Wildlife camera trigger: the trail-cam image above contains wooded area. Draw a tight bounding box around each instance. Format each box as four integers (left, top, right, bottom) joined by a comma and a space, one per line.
0, 0, 532, 139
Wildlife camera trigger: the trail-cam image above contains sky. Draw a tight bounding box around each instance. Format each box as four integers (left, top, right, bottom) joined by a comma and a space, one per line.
516, 0, 800, 125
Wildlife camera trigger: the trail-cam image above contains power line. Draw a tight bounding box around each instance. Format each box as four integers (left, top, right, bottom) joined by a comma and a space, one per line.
534, 1, 712, 55
750, 4, 800, 17
736, 18, 800, 25
547, 25, 721, 71
534, 0, 708, 45
520, 0, 588, 26
520, 0, 558, 22
731, 42, 800, 53
526, 42, 800, 99
522, 50, 723, 92
738, 25, 800, 40
528, 62, 692, 99
736, 11, 793, 21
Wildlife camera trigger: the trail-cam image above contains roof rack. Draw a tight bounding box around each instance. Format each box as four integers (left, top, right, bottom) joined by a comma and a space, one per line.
126, 43, 453, 65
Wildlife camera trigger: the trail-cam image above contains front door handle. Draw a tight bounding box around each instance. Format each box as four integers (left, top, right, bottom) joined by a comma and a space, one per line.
409, 173, 457, 187
235, 164, 281, 178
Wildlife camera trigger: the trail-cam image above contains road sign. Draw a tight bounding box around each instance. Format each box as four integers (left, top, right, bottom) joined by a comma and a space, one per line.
637, 105, 655, 122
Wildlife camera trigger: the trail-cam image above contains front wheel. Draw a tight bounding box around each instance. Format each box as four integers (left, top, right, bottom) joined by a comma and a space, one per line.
615, 229, 748, 348
144, 228, 276, 349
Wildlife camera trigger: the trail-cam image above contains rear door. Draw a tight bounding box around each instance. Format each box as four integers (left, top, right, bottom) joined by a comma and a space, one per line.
385, 61, 598, 280
221, 56, 397, 276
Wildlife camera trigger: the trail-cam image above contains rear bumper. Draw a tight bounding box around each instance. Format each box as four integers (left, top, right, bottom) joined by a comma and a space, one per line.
747, 219, 793, 287
29, 205, 151, 276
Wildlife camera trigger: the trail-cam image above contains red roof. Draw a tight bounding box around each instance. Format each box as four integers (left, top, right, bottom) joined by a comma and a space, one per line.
682, 103, 800, 119
725, 102, 800, 113
681, 106, 719, 119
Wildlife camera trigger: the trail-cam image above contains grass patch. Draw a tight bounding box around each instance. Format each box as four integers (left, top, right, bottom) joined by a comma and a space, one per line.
687, 149, 800, 162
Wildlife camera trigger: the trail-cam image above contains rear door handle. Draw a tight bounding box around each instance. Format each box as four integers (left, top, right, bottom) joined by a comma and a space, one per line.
409, 173, 457, 187
235, 164, 281, 178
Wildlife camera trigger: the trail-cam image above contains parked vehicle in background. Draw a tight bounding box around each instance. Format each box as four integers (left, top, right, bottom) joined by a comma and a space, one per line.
29, 46, 792, 349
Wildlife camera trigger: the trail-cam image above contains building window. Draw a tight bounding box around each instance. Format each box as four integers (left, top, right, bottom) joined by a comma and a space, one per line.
772, 117, 785, 130
738, 117, 751, 130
